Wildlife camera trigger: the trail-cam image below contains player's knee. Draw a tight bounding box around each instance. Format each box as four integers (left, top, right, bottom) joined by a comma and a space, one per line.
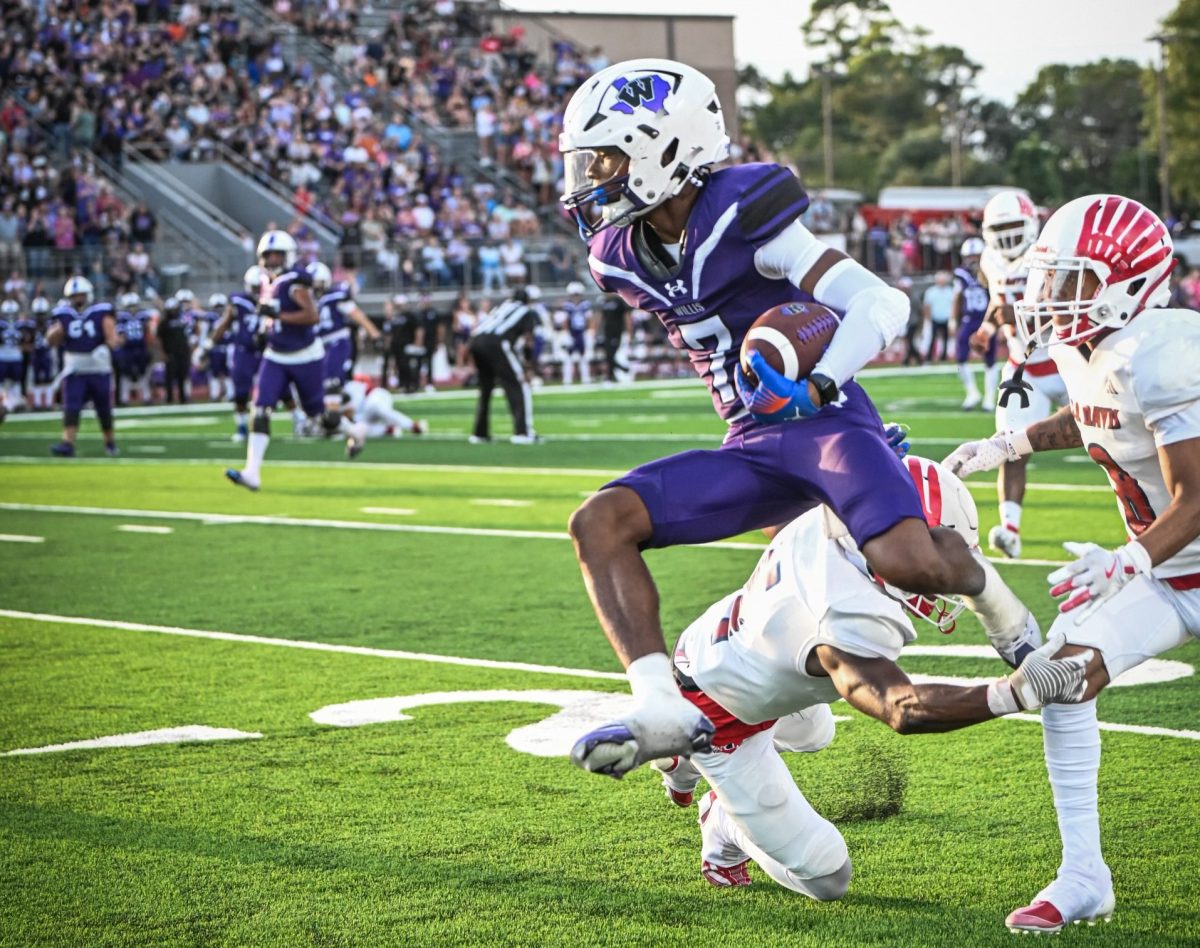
320, 410, 341, 436
568, 487, 651, 551
867, 524, 981, 595
235, 397, 250, 412
96, 410, 114, 431
252, 409, 271, 435
801, 858, 852, 902
63, 410, 81, 428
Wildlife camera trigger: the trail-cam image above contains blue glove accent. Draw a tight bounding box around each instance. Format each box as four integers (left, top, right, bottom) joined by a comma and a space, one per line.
883, 422, 911, 459
735, 350, 821, 423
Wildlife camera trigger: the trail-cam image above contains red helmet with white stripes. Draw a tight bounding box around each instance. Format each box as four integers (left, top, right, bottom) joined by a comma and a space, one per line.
1015, 194, 1175, 348
878, 456, 979, 634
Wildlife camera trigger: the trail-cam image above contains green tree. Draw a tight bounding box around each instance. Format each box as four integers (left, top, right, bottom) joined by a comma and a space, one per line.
1149, 0, 1200, 208
1010, 59, 1154, 205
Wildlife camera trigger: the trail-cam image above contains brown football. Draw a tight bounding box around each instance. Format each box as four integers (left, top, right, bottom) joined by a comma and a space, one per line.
739, 301, 841, 385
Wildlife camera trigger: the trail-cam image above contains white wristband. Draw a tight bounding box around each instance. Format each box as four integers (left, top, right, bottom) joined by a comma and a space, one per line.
986, 677, 1020, 716
1004, 428, 1033, 461
1122, 539, 1153, 575
626, 652, 676, 700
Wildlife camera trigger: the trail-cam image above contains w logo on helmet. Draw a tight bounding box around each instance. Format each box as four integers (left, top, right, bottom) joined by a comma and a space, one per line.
610, 74, 670, 115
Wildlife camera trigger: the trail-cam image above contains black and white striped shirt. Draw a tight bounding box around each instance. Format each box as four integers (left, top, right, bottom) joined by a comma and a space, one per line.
472, 299, 540, 343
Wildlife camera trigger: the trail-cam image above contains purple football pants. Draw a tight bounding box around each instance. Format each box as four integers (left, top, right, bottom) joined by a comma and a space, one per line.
254, 355, 324, 416
955, 316, 998, 366
610, 381, 924, 549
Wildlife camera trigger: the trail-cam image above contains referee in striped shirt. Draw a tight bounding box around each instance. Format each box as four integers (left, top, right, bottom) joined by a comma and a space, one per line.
468, 285, 543, 444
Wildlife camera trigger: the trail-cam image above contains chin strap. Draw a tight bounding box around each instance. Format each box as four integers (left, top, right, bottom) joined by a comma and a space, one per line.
998, 340, 1035, 409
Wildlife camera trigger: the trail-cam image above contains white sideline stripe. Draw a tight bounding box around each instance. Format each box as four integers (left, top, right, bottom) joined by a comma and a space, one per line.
117, 417, 223, 429
0, 533, 44, 543
1007, 713, 1200, 742
4, 726, 263, 756
117, 524, 174, 535
0, 609, 629, 682
1, 609, 1196, 742
0, 456, 626, 478
0, 363, 967, 423
0, 454, 1115, 495
0, 502, 1062, 562
360, 506, 416, 516
129, 445, 168, 453
471, 498, 533, 507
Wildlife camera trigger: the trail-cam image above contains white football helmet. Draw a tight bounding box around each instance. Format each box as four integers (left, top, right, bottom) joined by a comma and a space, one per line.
559, 58, 729, 237
566, 280, 585, 296
208, 293, 228, 310
831, 456, 979, 634
63, 276, 94, 303
307, 261, 332, 292
30, 297, 50, 315
257, 229, 298, 273
175, 289, 196, 310
982, 191, 1039, 261
1015, 194, 1175, 349
960, 237, 986, 259
1, 300, 19, 316
118, 292, 140, 310
244, 265, 267, 296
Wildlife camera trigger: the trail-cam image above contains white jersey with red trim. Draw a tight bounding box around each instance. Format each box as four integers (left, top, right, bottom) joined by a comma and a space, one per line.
981, 246, 1055, 373
674, 508, 914, 724
1051, 308, 1200, 578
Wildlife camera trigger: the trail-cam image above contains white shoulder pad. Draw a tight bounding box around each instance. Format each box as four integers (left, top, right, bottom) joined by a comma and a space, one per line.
1129, 309, 1200, 425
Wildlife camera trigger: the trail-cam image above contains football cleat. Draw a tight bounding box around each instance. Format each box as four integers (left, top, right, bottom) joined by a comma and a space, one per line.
224, 468, 260, 492
104, 442, 119, 458
993, 609, 1042, 669
989, 523, 1022, 559
1005, 889, 1115, 934
345, 436, 363, 459
510, 433, 543, 445
570, 704, 715, 780
412, 419, 428, 435
467, 435, 492, 444
698, 791, 751, 887
652, 755, 701, 807
50, 442, 75, 457
961, 391, 982, 411
232, 423, 248, 443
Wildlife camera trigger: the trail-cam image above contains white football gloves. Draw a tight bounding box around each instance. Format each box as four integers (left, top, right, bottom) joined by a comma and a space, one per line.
1048, 540, 1152, 618
943, 429, 1033, 477
987, 633, 1093, 713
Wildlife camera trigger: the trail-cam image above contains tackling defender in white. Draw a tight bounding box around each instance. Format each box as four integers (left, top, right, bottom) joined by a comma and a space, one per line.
336, 379, 426, 458
977, 191, 1068, 559
632, 458, 1088, 899
945, 194, 1200, 934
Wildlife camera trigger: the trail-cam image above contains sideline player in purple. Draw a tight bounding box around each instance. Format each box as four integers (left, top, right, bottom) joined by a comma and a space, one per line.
44, 276, 119, 457
953, 237, 999, 410
201, 266, 265, 442
559, 59, 1040, 778
310, 260, 382, 393
225, 231, 322, 491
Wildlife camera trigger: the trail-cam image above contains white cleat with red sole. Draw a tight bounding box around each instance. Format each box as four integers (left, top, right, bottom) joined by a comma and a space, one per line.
1005, 889, 1115, 935
698, 791, 751, 888
652, 755, 701, 807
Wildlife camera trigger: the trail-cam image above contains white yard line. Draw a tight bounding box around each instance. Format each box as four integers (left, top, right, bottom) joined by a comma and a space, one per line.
360, 506, 416, 516
117, 524, 174, 534
0, 501, 1066, 563
1, 608, 1195, 741
0, 533, 44, 543
470, 498, 534, 507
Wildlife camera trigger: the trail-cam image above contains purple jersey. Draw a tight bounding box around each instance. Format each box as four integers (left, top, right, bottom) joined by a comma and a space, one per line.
0, 318, 22, 361
317, 285, 353, 338
561, 300, 593, 333
119, 310, 152, 348
228, 293, 260, 350
953, 266, 990, 326
587, 163, 812, 423
265, 265, 316, 353
54, 301, 113, 355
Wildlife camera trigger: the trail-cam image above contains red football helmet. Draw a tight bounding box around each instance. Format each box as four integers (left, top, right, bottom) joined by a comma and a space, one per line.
1015, 194, 1175, 348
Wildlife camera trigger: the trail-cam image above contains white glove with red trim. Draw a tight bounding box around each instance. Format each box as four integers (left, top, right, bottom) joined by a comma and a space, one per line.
1047, 540, 1152, 616
943, 429, 1032, 477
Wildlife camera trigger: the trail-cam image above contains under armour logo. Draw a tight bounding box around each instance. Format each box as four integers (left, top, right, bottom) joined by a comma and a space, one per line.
664, 279, 687, 298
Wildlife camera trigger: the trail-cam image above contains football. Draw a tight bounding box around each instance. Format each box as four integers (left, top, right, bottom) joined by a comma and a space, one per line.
739, 301, 841, 385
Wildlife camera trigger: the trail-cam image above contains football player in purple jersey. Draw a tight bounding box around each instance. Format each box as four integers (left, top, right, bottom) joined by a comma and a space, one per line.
201, 266, 268, 442
225, 230, 321, 491
559, 59, 1040, 779
44, 276, 119, 457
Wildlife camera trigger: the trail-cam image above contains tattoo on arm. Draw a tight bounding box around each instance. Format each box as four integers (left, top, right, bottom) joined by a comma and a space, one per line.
1026, 405, 1083, 452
